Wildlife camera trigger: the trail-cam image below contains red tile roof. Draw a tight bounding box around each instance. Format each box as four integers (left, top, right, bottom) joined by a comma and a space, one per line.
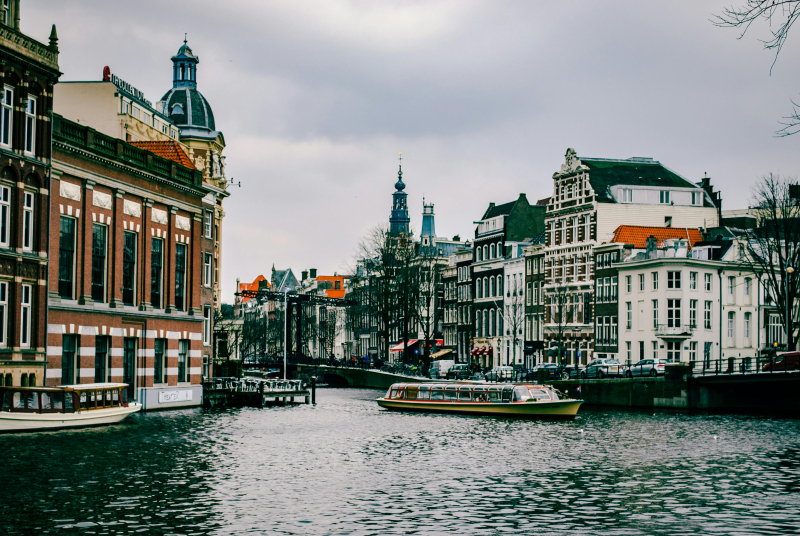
611, 225, 703, 249
315, 275, 346, 299
130, 140, 195, 169
238, 275, 268, 303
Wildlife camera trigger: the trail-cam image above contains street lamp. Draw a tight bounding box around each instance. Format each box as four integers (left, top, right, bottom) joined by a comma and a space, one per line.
786, 267, 794, 350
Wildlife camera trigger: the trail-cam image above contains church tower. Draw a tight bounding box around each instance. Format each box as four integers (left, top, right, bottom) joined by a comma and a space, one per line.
389, 154, 410, 237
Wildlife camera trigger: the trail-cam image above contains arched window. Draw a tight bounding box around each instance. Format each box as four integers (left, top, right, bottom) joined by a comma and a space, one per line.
27, 374, 35, 387
483, 310, 488, 336
483, 277, 488, 298
3, 373, 10, 386
490, 276, 496, 297
476, 317, 481, 337
498, 276, 503, 296
20, 373, 27, 387
476, 279, 482, 299
490, 243, 495, 259
476, 248, 482, 262
483, 245, 488, 260
490, 310, 496, 336
498, 311, 504, 336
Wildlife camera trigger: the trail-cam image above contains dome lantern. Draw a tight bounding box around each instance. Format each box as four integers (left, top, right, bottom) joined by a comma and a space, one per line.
172, 34, 199, 89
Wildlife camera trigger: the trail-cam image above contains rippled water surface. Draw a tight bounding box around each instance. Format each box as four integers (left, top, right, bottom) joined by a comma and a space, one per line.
1, 389, 799, 535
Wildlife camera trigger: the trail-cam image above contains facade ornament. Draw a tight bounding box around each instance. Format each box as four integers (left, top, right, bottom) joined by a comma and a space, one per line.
123, 199, 141, 218
560, 148, 585, 174
175, 214, 191, 231
59, 180, 81, 201
151, 207, 168, 225
92, 191, 112, 210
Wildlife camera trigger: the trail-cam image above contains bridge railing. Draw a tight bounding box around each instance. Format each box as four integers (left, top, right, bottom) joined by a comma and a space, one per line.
204, 377, 304, 393
688, 356, 799, 377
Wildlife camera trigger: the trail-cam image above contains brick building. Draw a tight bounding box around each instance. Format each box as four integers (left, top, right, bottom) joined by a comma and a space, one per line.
46, 115, 211, 408
0, 2, 60, 387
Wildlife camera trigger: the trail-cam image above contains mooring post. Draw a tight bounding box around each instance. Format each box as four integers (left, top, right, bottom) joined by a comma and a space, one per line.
311, 377, 316, 405
259, 380, 264, 408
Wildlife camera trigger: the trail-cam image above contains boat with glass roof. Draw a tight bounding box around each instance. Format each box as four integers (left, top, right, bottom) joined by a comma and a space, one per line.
377, 382, 582, 419
0, 383, 142, 432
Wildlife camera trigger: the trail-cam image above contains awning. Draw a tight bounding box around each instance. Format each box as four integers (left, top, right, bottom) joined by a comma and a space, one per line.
389, 339, 419, 352
470, 347, 493, 356
431, 349, 453, 359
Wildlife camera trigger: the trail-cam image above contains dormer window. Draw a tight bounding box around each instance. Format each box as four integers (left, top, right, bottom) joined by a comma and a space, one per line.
660, 190, 670, 204
171, 103, 184, 115
622, 188, 633, 203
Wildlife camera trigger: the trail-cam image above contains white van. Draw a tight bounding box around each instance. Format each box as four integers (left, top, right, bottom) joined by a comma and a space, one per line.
429, 360, 455, 379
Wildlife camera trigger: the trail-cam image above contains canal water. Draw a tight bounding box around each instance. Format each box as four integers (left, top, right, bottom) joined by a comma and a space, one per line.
0, 388, 799, 535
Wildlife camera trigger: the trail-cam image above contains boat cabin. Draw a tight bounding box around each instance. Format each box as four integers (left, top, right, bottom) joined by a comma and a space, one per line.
385, 383, 560, 403
0, 383, 129, 414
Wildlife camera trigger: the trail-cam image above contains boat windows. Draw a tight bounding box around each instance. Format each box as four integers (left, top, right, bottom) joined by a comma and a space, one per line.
487, 388, 502, 402
431, 388, 444, 401
444, 387, 458, 401
41, 392, 52, 410
528, 389, 551, 401
12, 392, 22, 409
513, 386, 530, 402
105, 389, 113, 407
390, 389, 399, 399
473, 387, 488, 402
406, 386, 418, 400
79, 391, 88, 409
52, 392, 64, 411
501, 387, 514, 402
111, 390, 119, 405
457, 387, 473, 401
417, 387, 430, 400
65, 392, 75, 411
395, 388, 405, 400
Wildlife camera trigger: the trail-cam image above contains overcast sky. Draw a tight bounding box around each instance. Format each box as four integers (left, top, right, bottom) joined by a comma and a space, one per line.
24, 1, 800, 302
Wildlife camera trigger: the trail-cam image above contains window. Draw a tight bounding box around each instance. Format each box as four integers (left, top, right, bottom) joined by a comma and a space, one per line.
690, 341, 697, 361
653, 341, 658, 359
744, 312, 751, 344
660, 190, 670, 204
175, 243, 187, 310
639, 274, 645, 292
154, 338, 166, 384
691, 191, 698, 205
123, 338, 136, 399
58, 217, 76, 299
178, 339, 188, 382
0, 281, 6, 347
722, 314, 734, 345
626, 341, 632, 363
704, 273, 712, 292
667, 299, 681, 328
744, 278, 752, 304
0, 85, 11, 150
652, 272, 658, 290
95, 336, 109, 383
728, 276, 735, 298
20, 284, 30, 348
626, 302, 632, 329
667, 341, 680, 362
204, 210, 212, 238
203, 306, 212, 346
626, 275, 631, 293
652, 299, 658, 328
151, 238, 163, 308
0, 185, 8, 247
622, 188, 633, 202
690, 272, 697, 290
204, 253, 212, 287
667, 271, 681, 289
62, 335, 77, 385
22, 192, 33, 251
490, 244, 495, 259
24, 95, 35, 154
612, 277, 618, 300
122, 231, 136, 305
704, 301, 712, 330
704, 342, 713, 366
665, 216, 672, 228
91, 224, 107, 302
690, 299, 698, 327
611, 317, 617, 344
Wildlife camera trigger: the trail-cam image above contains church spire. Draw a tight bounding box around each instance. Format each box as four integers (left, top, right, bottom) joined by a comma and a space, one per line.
389, 152, 410, 237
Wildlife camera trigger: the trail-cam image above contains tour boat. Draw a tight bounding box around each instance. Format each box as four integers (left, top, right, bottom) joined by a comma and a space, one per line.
377, 382, 582, 419
0, 383, 142, 433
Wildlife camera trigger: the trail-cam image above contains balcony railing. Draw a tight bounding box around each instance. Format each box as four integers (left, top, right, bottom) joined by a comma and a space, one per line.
655, 324, 695, 338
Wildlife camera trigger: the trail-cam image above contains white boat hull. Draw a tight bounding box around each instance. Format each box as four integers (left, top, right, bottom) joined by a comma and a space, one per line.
0, 403, 142, 432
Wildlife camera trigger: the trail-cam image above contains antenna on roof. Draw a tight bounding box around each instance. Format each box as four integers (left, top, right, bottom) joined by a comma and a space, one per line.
184, 33, 188, 45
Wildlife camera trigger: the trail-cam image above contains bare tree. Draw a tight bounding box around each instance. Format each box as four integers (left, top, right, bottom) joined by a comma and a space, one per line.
498, 275, 526, 367
411, 249, 444, 374
547, 285, 579, 365
713, 1, 800, 136
738, 173, 800, 350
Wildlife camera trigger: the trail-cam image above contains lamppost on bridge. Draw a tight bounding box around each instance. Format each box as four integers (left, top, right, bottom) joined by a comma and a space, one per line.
786, 267, 794, 350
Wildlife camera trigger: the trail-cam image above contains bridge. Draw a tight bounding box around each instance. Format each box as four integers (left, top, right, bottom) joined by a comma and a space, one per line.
293, 364, 434, 390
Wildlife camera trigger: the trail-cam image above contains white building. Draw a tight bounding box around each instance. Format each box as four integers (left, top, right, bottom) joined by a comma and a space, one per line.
502, 246, 527, 367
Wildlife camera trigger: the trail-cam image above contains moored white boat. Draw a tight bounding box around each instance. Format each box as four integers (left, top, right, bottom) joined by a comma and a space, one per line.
0, 383, 141, 433
377, 382, 582, 419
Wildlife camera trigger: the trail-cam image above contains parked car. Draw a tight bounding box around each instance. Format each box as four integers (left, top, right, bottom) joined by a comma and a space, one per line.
446, 364, 471, 380
531, 363, 561, 380
429, 359, 455, 379
485, 366, 514, 382
563, 365, 584, 379
625, 358, 667, 377
761, 351, 800, 372
581, 358, 623, 379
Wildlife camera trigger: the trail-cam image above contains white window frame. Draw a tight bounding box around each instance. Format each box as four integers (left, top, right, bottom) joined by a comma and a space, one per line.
626, 275, 631, 293
690, 272, 697, 290
0, 85, 12, 147
704, 301, 712, 330
204, 253, 212, 287
0, 281, 6, 348
626, 302, 632, 329
639, 274, 645, 292
744, 312, 751, 344
0, 185, 9, 247
622, 188, 633, 203
22, 191, 33, 252
727, 311, 735, 340
704, 273, 712, 292
20, 283, 31, 348
203, 306, 212, 346
660, 190, 670, 204
667, 271, 680, 289
24, 95, 36, 155
652, 272, 658, 291
204, 210, 213, 238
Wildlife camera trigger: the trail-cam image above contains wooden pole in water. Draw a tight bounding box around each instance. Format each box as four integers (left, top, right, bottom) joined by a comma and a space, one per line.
311, 377, 316, 405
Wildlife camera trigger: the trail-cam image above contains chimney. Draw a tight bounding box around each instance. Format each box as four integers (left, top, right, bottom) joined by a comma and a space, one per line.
309, 268, 317, 279
301, 270, 308, 281
646, 236, 658, 259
